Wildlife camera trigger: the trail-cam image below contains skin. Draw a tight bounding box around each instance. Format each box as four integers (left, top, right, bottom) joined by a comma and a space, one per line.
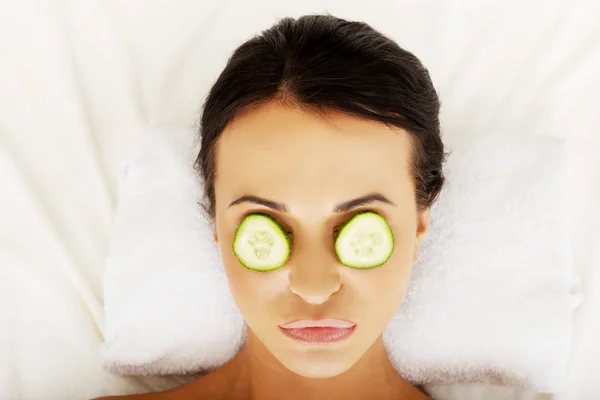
95, 101, 431, 400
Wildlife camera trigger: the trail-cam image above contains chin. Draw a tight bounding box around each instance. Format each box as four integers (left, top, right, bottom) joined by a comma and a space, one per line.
282, 356, 354, 379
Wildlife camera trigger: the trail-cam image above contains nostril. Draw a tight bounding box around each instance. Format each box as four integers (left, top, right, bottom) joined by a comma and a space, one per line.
288, 273, 342, 305
301, 294, 329, 305
289, 289, 334, 305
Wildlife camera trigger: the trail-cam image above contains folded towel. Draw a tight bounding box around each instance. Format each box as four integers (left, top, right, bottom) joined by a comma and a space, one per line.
101, 124, 580, 393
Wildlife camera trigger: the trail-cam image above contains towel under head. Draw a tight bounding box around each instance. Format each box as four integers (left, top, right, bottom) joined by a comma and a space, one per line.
101, 124, 580, 393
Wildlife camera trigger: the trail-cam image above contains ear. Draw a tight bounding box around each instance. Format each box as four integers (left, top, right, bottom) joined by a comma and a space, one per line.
413, 208, 430, 264
213, 227, 219, 244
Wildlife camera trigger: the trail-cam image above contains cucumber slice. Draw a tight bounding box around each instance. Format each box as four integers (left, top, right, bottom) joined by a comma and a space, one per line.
334, 211, 394, 269
233, 213, 291, 271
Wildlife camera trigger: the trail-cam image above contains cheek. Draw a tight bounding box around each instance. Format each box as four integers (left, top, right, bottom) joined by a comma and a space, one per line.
220, 247, 286, 316
216, 217, 284, 316
346, 228, 416, 307
385, 227, 416, 292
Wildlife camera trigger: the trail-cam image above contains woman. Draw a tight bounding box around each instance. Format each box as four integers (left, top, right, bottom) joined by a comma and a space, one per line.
97, 14, 445, 400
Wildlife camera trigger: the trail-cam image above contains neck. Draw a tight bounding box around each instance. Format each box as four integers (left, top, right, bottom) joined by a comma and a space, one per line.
222, 329, 427, 400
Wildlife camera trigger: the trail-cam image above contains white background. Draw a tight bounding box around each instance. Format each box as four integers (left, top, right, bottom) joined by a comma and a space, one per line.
0, 0, 598, 399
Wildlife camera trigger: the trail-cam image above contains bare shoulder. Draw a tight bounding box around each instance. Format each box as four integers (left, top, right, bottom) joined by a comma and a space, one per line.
91, 391, 173, 400
90, 367, 232, 400
90, 382, 206, 400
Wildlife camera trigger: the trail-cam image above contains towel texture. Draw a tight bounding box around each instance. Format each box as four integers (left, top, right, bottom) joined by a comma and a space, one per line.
102, 124, 580, 392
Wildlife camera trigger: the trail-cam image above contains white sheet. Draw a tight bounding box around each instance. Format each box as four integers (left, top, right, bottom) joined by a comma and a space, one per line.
1, 0, 598, 399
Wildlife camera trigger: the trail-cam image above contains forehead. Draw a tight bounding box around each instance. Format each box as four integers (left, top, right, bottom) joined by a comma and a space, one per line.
214, 102, 415, 210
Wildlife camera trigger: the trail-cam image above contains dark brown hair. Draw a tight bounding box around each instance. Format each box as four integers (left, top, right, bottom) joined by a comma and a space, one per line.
195, 14, 446, 220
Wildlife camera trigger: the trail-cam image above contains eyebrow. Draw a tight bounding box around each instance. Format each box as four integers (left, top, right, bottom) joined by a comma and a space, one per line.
227, 192, 396, 213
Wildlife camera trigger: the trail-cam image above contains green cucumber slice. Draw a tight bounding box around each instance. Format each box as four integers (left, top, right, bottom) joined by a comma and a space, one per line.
334, 211, 394, 268
232, 213, 291, 271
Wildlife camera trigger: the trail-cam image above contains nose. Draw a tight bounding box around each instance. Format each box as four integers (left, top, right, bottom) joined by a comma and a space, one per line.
287, 238, 342, 305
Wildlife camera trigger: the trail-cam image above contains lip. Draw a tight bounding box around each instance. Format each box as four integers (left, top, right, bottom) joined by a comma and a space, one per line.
278, 319, 357, 344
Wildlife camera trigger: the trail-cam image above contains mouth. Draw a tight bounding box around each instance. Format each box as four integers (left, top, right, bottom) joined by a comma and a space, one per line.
278, 319, 357, 344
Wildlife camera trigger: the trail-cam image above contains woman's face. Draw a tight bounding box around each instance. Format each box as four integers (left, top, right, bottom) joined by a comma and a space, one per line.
213, 101, 429, 378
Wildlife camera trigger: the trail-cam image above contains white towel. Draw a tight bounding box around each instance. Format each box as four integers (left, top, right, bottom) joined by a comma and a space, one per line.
101, 124, 580, 393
